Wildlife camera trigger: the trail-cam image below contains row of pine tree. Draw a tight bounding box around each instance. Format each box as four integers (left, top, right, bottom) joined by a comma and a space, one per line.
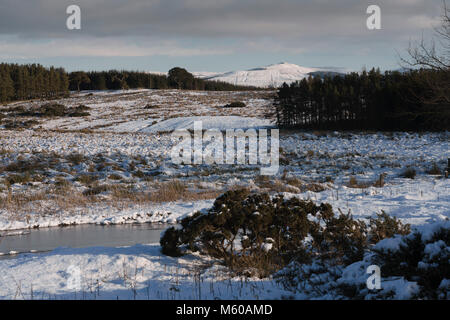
0, 64, 255, 103
276, 68, 449, 131
68, 67, 255, 92
0, 63, 69, 102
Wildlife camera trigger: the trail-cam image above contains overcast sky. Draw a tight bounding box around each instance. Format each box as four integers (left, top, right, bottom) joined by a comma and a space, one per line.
0, 0, 444, 72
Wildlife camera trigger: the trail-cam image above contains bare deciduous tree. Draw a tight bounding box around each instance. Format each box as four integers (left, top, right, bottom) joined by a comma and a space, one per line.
402, 1, 449, 70
400, 1, 450, 105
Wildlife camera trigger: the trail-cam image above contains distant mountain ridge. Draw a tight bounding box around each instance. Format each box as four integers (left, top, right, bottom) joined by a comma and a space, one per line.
148, 62, 347, 88
193, 62, 346, 88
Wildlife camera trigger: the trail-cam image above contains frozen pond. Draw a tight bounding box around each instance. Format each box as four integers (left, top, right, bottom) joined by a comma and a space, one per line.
0, 223, 170, 259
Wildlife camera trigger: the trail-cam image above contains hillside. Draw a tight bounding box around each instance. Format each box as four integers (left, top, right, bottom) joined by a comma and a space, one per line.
149, 62, 345, 88
194, 62, 345, 88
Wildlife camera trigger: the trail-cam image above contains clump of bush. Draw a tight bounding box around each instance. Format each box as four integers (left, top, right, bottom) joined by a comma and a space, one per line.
276, 219, 447, 300
160, 189, 410, 277
16, 103, 65, 117
371, 224, 449, 299
66, 153, 85, 165
5, 172, 32, 185
108, 173, 123, 180
15, 103, 90, 118
400, 168, 417, 179
2, 119, 39, 129
144, 104, 159, 109
68, 104, 91, 117
368, 211, 411, 244
55, 176, 71, 187
223, 101, 246, 108
3, 158, 49, 173
83, 184, 111, 196
426, 163, 442, 175
40, 103, 66, 117
347, 176, 370, 188
132, 170, 146, 178
76, 174, 99, 186
4, 105, 26, 113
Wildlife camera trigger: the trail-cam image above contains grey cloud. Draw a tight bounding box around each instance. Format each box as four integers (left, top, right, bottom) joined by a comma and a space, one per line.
0, 0, 442, 39
0, 0, 444, 62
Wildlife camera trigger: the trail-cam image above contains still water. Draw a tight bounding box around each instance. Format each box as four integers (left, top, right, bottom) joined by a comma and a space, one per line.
0, 223, 170, 259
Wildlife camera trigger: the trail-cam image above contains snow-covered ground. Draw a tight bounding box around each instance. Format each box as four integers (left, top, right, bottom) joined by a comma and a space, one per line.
0, 89, 448, 300
0, 89, 274, 132
0, 244, 290, 300
284, 177, 449, 226
142, 115, 273, 133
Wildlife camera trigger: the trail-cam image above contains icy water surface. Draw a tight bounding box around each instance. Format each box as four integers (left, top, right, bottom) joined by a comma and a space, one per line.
0, 223, 170, 259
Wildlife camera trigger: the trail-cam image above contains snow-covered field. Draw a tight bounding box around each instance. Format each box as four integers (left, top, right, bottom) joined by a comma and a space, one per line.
142, 115, 273, 133
0, 89, 448, 299
0, 89, 274, 132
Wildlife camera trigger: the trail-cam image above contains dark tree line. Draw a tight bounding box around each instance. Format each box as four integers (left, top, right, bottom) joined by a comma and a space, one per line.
0, 64, 255, 103
68, 67, 255, 92
0, 63, 69, 102
276, 68, 450, 131
68, 70, 167, 91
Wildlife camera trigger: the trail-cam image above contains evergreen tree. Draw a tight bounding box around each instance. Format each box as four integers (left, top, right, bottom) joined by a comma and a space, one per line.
0, 64, 15, 103
276, 69, 449, 131
70, 71, 91, 92
168, 67, 195, 89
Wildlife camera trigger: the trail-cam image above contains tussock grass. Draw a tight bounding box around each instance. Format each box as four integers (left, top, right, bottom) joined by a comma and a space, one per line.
347, 176, 371, 189
0, 177, 222, 218
149, 180, 217, 202
66, 153, 85, 165
76, 174, 100, 185
255, 175, 327, 193
0, 190, 47, 211
3, 158, 50, 173
108, 173, 123, 180
347, 174, 386, 189
83, 184, 112, 196
255, 176, 297, 193
4, 173, 32, 185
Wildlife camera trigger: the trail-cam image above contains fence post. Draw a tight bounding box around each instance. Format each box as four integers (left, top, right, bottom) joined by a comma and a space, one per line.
446, 158, 450, 178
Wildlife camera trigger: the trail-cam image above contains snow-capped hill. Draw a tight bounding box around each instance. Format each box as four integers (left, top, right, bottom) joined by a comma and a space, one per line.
197, 62, 318, 88
150, 62, 346, 88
